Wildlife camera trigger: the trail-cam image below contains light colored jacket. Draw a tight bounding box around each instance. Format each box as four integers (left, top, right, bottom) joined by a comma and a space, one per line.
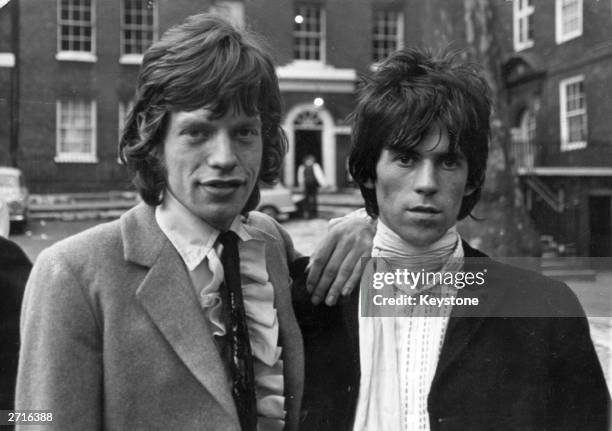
16, 203, 304, 431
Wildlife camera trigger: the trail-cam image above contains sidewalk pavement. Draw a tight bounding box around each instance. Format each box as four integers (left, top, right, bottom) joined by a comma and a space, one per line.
29, 191, 142, 220
28, 189, 364, 220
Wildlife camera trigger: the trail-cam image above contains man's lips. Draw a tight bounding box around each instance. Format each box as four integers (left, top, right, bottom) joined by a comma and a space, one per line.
408, 205, 441, 214
199, 178, 245, 188
198, 179, 247, 197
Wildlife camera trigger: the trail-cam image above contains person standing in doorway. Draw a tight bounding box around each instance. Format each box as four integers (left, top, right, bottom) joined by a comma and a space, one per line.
298, 154, 326, 219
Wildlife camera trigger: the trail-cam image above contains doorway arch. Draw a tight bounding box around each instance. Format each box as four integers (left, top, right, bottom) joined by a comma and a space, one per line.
283, 103, 335, 188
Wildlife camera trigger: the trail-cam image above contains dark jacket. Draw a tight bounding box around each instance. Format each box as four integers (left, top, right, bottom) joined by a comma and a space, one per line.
293, 242, 610, 431
0, 236, 31, 410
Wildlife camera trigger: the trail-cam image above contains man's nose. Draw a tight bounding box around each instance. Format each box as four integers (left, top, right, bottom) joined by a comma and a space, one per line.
413, 161, 438, 195
207, 131, 237, 169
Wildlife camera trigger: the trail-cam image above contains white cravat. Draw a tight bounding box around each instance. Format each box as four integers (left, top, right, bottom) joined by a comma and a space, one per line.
353, 221, 463, 431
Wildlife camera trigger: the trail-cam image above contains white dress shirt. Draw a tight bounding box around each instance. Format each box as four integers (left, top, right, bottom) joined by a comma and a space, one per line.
155, 191, 285, 430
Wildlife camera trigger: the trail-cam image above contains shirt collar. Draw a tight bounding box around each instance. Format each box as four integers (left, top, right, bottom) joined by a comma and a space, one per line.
155, 190, 252, 271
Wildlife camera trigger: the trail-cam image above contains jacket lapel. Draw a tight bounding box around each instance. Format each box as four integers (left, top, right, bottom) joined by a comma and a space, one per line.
432, 241, 509, 386
120, 203, 238, 423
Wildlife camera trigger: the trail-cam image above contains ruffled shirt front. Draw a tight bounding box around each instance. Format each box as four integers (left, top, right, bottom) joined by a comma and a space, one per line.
155, 191, 285, 430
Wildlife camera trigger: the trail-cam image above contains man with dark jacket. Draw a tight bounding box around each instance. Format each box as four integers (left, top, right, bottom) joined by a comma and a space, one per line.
0, 236, 31, 412
295, 48, 610, 431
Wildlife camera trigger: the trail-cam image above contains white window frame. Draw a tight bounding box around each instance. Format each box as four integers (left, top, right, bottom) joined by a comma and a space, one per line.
56, 99, 98, 163
555, 0, 583, 44
371, 10, 404, 64
559, 75, 587, 151
513, 0, 534, 51
56, 0, 97, 62
119, 0, 158, 65
210, 1, 245, 28
293, 4, 326, 63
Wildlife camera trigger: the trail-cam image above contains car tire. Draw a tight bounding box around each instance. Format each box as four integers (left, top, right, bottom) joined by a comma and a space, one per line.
10, 219, 27, 235
259, 206, 279, 220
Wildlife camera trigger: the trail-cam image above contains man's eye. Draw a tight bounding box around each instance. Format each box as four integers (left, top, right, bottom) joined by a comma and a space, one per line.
396, 154, 418, 166
182, 128, 211, 140
441, 156, 461, 169
235, 128, 260, 139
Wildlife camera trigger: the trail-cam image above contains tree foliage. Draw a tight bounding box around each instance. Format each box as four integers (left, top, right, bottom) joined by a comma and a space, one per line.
443, 0, 541, 257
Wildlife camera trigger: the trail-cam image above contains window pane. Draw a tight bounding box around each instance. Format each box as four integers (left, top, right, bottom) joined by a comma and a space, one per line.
372, 10, 401, 62
293, 5, 323, 60
59, 0, 94, 52
562, 77, 587, 146
59, 100, 95, 156
122, 0, 156, 55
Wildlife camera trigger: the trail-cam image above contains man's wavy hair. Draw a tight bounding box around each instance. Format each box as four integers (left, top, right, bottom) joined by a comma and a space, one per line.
119, 14, 287, 211
349, 48, 491, 220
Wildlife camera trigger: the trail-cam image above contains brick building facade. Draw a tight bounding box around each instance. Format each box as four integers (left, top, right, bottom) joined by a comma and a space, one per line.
6, 0, 427, 193
4, 0, 611, 255
497, 0, 612, 257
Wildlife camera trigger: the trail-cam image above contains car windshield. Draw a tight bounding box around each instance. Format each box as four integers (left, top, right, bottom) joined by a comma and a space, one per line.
0, 174, 19, 188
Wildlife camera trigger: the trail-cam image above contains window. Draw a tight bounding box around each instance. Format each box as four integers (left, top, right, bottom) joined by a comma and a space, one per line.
293, 5, 325, 61
559, 76, 587, 151
210, 1, 245, 27
120, 0, 157, 64
56, 99, 97, 163
372, 10, 404, 63
57, 0, 96, 62
513, 0, 534, 51
556, 0, 583, 43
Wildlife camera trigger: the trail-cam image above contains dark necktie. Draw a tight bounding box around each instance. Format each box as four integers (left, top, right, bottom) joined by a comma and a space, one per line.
217, 231, 257, 431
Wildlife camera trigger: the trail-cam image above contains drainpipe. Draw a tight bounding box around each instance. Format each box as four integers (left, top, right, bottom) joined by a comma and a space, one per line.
9, 0, 19, 167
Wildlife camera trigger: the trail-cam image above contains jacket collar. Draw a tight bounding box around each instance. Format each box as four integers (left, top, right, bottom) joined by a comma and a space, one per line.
120, 203, 239, 425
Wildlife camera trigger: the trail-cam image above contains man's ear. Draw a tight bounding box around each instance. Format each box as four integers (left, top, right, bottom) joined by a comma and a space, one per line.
364, 178, 375, 189
464, 177, 481, 197
464, 184, 476, 196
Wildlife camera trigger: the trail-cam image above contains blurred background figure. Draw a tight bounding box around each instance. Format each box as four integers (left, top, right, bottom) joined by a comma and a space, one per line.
0, 235, 32, 416
297, 154, 326, 219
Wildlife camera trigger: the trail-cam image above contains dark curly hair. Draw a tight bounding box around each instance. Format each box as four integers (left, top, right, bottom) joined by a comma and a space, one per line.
119, 14, 287, 212
349, 47, 491, 220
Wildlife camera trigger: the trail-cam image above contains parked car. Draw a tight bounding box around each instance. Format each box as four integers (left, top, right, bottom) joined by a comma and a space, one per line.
0, 199, 9, 237
0, 167, 29, 232
257, 183, 297, 221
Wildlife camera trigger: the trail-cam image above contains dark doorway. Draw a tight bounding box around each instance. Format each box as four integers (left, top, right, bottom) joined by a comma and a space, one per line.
589, 195, 612, 257
294, 130, 322, 186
